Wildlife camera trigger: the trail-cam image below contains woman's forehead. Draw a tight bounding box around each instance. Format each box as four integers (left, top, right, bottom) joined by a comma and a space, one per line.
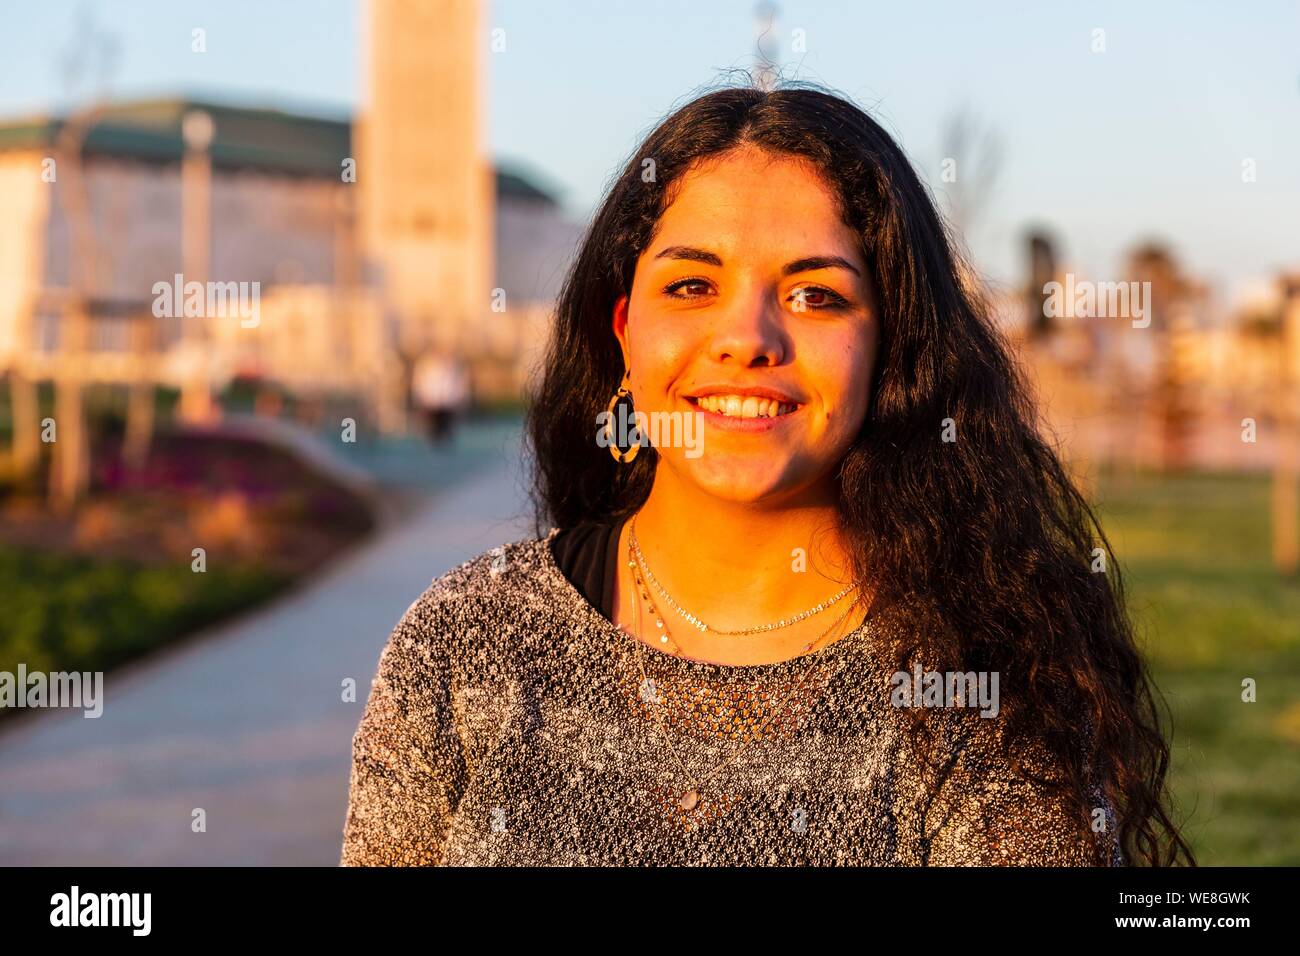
667, 149, 837, 212
647, 153, 860, 264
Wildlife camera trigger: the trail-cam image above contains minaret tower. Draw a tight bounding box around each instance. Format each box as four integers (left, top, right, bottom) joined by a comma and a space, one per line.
359, 0, 493, 361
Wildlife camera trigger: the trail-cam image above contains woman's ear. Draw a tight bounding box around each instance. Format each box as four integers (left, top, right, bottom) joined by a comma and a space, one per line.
612, 295, 633, 373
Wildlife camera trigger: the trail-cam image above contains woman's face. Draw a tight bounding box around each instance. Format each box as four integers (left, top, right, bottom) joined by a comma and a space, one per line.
613, 146, 880, 505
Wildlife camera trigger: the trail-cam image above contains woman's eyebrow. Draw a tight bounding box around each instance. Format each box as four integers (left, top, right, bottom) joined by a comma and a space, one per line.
782, 255, 861, 278
652, 245, 860, 277
653, 245, 723, 266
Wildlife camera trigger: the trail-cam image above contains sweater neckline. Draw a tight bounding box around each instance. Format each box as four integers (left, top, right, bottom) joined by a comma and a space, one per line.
539, 526, 874, 677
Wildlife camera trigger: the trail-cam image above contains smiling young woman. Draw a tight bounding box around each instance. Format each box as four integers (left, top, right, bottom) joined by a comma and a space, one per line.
340, 82, 1194, 867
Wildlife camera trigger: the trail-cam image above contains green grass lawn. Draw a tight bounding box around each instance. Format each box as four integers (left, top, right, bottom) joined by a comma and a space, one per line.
1094, 470, 1300, 865
0, 547, 290, 685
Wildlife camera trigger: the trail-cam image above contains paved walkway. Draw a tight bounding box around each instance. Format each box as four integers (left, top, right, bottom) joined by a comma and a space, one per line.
0, 431, 534, 865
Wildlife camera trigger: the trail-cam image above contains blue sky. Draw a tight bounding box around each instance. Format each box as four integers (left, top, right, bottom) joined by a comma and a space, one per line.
3, 0, 1297, 304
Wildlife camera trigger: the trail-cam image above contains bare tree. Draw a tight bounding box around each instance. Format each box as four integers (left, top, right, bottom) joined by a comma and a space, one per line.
939, 106, 1004, 238
751, 2, 780, 91
1273, 275, 1300, 576
47, 5, 120, 511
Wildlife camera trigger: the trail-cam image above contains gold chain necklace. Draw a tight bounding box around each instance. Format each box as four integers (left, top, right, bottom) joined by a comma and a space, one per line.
628, 515, 856, 635
626, 534, 861, 814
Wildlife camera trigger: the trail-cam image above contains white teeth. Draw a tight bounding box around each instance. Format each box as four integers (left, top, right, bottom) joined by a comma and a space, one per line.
695, 395, 796, 419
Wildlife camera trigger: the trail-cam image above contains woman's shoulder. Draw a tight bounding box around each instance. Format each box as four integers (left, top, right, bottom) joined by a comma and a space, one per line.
420, 530, 561, 605
381, 529, 568, 667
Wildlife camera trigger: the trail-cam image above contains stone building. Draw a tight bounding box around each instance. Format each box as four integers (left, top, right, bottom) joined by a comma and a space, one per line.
0, 95, 580, 422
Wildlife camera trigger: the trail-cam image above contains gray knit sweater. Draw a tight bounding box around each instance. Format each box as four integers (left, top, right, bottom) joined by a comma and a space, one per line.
339, 530, 1123, 866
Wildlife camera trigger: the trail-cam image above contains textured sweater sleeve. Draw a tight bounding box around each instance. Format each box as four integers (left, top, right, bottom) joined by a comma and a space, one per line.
920, 713, 1116, 866
340, 588, 468, 866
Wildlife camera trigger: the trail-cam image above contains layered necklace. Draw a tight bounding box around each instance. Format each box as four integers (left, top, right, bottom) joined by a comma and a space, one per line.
628, 514, 858, 641
623, 514, 865, 813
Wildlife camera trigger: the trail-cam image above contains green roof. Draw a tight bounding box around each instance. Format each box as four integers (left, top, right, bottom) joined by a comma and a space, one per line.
0, 98, 351, 177
0, 97, 557, 202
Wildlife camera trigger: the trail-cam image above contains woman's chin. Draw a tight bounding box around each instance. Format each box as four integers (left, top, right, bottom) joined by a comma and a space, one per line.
664, 454, 807, 505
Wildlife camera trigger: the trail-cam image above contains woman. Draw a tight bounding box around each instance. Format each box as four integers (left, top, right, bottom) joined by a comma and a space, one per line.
340, 82, 1193, 866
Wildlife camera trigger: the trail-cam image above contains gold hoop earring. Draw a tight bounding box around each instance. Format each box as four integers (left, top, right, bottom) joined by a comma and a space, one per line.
605, 382, 641, 463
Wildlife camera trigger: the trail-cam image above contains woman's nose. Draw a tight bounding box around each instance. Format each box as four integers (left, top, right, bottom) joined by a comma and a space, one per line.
707, 288, 788, 367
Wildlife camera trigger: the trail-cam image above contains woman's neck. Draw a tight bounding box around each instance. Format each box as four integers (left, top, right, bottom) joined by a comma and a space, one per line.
618, 467, 860, 660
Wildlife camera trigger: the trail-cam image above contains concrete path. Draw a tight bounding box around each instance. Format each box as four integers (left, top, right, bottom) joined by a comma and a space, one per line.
0, 431, 535, 865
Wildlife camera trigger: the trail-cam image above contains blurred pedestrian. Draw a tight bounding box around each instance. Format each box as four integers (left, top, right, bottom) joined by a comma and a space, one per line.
411, 348, 469, 444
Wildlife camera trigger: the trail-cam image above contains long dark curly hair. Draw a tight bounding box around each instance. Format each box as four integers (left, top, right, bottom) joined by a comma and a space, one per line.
525, 80, 1194, 866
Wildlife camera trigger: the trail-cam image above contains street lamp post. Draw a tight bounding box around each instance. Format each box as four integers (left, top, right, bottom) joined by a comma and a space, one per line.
178, 108, 215, 423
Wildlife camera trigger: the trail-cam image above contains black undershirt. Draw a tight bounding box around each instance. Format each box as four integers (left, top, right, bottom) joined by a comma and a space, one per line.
549, 519, 626, 623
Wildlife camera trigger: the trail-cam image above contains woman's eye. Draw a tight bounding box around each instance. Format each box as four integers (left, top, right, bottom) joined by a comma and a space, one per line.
663, 278, 713, 299
662, 279, 849, 308
790, 286, 849, 310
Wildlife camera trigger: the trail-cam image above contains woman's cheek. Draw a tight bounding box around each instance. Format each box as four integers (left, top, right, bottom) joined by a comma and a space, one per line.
818, 365, 868, 444
634, 331, 694, 410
